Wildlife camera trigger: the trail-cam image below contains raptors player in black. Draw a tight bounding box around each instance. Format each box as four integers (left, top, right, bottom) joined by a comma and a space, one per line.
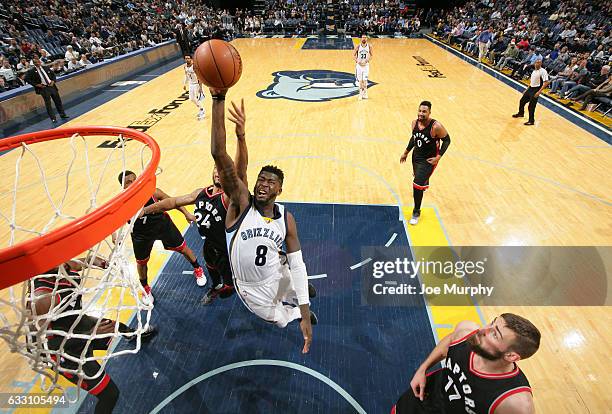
393, 314, 540, 414
118, 171, 204, 303
400, 101, 451, 225
29, 258, 156, 414
142, 99, 248, 305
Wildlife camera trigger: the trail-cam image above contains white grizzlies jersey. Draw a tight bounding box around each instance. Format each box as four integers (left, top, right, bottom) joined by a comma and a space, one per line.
357, 44, 370, 65
185, 64, 199, 85
226, 198, 287, 284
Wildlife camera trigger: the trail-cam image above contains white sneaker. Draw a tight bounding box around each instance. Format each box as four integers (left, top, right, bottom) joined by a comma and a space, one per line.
364, 92, 368, 99
142, 285, 154, 305
409, 211, 420, 225
194, 267, 207, 287
197, 110, 205, 120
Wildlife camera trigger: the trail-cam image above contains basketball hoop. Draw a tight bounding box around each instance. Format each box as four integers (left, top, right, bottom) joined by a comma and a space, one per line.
0, 126, 160, 398
0, 126, 160, 288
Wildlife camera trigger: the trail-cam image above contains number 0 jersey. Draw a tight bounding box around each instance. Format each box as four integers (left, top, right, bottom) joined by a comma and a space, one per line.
226, 196, 287, 284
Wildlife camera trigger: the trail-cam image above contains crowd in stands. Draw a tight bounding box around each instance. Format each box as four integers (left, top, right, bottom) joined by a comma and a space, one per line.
430, 0, 612, 112
0, 0, 426, 94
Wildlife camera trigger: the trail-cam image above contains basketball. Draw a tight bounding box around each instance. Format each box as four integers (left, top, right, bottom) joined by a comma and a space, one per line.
193, 39, 242, 89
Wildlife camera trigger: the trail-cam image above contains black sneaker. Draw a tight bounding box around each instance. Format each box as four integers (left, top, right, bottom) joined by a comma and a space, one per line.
201, 286, 220, 305
524, 121, 535, 126
126, 325, 157, 342
512, 113, 524, 118
310, 310, 318, 325
308, 283, 316, 298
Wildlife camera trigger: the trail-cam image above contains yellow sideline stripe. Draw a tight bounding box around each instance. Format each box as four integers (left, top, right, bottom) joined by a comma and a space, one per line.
15, 210, 194, 413
294, 38, 307, 49
403, 206, 482, 342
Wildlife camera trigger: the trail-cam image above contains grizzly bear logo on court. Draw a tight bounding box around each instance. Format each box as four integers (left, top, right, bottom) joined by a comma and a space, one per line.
257, 70, 376, 102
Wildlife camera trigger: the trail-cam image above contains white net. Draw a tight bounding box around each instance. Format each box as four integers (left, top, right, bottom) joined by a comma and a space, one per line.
0, 131, 156, 400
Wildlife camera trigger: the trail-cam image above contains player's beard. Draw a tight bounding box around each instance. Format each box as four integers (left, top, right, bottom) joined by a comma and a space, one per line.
467, 333, 504, 361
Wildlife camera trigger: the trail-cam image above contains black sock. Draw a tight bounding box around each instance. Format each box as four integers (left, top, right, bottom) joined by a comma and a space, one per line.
191, 259, 200, 268
413, 188, 424, 213
94, 378, 119, 414
140, 279, 148, 287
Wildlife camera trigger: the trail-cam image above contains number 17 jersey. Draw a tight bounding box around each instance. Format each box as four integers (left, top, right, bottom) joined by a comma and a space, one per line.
226, 196, 287, 284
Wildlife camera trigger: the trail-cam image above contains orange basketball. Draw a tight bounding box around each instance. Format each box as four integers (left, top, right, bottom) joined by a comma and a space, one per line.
193, 39, 242, 89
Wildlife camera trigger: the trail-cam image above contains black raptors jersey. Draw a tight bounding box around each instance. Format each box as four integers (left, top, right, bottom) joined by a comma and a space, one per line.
435, 331, 532, 414
194, 186, 227, 248
412, 118, 439, 161
32, 269, 96, 351
132, 196, 168, 238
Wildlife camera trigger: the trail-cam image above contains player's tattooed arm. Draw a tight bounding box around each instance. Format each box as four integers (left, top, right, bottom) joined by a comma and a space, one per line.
228, 98, 249, 187
210, 89, 250, 213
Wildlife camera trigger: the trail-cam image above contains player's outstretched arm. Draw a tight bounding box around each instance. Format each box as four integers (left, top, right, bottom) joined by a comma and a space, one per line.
210, 89, 250, 210
153, 188, 196, 222
410, 320, 479, 401
228, 98, 249, 187
285, 212, 312, 354
142, 189, 202, 216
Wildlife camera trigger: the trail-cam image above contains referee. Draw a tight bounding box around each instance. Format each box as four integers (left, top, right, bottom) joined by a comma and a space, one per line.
512, 57, 549, 126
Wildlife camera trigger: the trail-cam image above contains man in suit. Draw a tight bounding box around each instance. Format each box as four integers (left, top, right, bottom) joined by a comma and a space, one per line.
25, 56, 69, 123
174, 24, 191, 56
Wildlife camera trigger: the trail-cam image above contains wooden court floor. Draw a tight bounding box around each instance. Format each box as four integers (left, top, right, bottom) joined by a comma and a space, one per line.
1, 38, 611, 413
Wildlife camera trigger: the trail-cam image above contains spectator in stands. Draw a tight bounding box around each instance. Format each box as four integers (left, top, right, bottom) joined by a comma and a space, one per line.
16, 57, 30, 72
572, 73, 612, 110
67, 57, 83, 72
51, 60, 67, 76
24, 56, 69, 124
0, 60, 18, 88
477, 26, 494, 62
79, 54, 93, 68
174, 23, 191, 56
566, 65, 610, 99
495, 40, 520, 70
558, 59, 589, 98
65, 45, 79, 62
549, 57, 579, 93
0, 76, 8, 93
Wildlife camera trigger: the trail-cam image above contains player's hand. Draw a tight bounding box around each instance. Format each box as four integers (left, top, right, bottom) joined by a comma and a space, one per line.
427, 155, 441, 166
185, 212, 197, 223
400, 153, 408, 163
228, 98, 246, 137
300, 317, 313, 354
209, 87, 227, 97
95, 319, 115, 335
410, 368, 427, 401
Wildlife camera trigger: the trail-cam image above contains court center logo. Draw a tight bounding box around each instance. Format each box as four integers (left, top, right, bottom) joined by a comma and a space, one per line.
257, 70, 376, 102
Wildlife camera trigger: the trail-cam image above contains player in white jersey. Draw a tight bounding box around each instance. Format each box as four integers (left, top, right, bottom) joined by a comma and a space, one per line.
184, 55, 205, 120
353, 34, 373, 100
208, 88, 317, 354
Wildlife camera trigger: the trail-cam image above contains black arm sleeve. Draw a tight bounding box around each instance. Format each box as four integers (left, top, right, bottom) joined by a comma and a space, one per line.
439, 134, 451, 156
406, 137, 415, 152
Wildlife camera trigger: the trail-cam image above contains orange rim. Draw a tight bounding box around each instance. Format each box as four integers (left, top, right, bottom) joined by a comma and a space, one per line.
0, 126, 160, 289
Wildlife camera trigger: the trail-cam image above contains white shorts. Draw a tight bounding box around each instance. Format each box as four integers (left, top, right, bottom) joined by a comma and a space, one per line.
234, 265, 302, 328
188, 83, 204, 104
355, 63, 369, 82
